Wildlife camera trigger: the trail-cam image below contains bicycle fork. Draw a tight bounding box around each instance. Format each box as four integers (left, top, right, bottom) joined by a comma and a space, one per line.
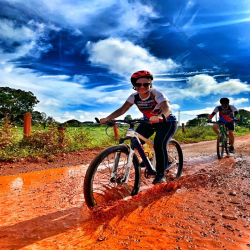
110, 145, 134, 183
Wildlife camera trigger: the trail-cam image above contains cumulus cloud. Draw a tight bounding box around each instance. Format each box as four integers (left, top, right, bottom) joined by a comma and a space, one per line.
42, 99, 61, 107
185, 74, 250, 98
230, 98, 249, 105
86, 38, 179, 77
61, 112, 75, 120
170, 104, 181, 110
214, 97, 249, 105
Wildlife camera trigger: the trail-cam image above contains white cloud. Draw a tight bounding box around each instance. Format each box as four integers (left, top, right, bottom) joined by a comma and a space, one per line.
3, 0, 158, 40
242, 107, 250, 112
42, 99, 61, 107
178, 107, 215, 124
0, 19, 36, 43
72, 75, 89, 84
86, 38, 179, 77
184, 74, 250, 98
0, 18, 57, 62
61, 112, 75, 120
170, 104, 181, 110
230, 97, 249, 105
96, 97, 119, 104
214, 97, 249, 105
181, 107, 214, 115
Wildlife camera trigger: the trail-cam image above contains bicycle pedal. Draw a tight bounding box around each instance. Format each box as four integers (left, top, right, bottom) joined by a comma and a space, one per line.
144, 169, 156, 178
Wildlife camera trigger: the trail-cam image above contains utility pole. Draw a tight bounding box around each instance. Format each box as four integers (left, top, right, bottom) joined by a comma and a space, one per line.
178, 110, 180, 127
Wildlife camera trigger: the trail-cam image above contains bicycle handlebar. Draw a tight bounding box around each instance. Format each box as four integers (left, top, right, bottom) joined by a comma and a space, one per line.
206, 119, 238, 124
95, 114, 168, 126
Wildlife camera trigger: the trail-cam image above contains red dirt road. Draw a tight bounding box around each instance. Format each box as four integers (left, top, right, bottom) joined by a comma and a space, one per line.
0, 135, 250, 249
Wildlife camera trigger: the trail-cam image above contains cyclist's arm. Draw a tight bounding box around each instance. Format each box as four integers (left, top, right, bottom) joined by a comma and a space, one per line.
100, 101, 133, 123
159, 101, 172, 118
149, 101, 171, 123
209, 112, 216, 119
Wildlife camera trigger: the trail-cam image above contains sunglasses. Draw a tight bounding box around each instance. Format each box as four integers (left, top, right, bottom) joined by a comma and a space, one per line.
134, 82, 151, 88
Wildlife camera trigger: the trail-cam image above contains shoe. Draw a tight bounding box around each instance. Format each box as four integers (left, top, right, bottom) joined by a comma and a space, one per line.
153, 174, 166, 185
229, 146, 235, 153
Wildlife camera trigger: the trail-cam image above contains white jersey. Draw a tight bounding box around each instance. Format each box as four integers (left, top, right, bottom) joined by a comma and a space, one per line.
126, 88, 176, 121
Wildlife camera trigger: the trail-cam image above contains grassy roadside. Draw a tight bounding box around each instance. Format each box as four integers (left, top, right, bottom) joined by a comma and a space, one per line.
1, 119, 249, 162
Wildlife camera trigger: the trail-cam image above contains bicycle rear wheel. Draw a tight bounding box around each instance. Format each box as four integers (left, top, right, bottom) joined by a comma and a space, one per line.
165, 139, 183, 180
217, 134, 224, 159
84, 145, 141, 209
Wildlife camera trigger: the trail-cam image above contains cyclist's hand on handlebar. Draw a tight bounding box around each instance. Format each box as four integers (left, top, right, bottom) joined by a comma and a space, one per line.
99, 118, 110, 124
149, 116, 160, 124
207, 119, 212, 123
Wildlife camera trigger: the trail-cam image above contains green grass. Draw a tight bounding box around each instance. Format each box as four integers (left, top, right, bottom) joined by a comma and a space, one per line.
173, 124, 250, 143
1, 120, 250, 162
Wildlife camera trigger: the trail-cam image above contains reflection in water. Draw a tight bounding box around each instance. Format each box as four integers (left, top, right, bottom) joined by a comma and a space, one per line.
11, 177, 23, 190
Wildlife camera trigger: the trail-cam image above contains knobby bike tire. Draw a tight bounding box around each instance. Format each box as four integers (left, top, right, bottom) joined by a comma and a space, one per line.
84, 145, 141, 209
217, 133, 224, 159
166, 139, 183, 179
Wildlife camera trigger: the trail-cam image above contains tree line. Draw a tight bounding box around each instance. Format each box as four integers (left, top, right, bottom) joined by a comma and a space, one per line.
186, 110, 250, 127
1, 87, 250, 127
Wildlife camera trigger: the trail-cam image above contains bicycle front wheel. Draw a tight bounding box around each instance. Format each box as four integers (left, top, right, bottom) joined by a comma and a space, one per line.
84, 145, 141, 209
225, 134, 230, 155
217, 134, 224, 159
165, 139, 183, 180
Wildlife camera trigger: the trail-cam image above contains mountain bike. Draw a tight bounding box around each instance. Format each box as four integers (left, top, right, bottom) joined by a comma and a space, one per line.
207, 120, 235, 159
84, 116, 183, 210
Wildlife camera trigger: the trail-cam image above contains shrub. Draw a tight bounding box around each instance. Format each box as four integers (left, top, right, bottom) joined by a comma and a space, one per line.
0, 117, 19, 149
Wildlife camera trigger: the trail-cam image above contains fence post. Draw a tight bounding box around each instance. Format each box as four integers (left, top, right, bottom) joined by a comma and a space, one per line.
24, 112, 32, 137
114, 122, 119, 139
182, 123, 186, 133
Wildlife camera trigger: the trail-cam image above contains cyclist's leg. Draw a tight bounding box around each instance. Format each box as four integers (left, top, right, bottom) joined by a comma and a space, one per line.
226, 122, 235, 152
213, 123, 220, 135
226, 123, 235, 146
153, 121, 178, 183
135, 123, 155, 167
135, 123, 154, 144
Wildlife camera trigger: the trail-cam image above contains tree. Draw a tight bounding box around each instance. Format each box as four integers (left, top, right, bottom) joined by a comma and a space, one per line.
186, 117, 200, 127
238, 109, 250, 126
124, 114, 132, 120
64, 119, 81, 127
186, 113, 209, 127
31, 111, 46, 123
0, 87, 39, 117
46, 116, 55, 124
197, 113, 210, 126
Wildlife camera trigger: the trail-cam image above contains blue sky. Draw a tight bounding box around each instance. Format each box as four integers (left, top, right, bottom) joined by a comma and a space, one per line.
0, 0, 250, 123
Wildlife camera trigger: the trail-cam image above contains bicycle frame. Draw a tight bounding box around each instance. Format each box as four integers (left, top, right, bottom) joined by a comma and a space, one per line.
112, 125, 176, 183
218, 122, 229, 145
109, 127, 153, 183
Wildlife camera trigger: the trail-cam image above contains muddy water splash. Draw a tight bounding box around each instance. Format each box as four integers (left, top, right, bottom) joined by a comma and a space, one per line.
1, 146, 250, 249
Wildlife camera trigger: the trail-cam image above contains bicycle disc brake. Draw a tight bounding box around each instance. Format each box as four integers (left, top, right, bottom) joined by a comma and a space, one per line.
110, 176, 124, 184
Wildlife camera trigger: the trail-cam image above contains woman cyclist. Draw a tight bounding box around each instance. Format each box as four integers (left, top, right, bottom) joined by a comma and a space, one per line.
100, 70, 177, 184
208, 97, 240, 153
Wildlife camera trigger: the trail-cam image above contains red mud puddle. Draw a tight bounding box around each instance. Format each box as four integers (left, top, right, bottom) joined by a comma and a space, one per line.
1, 154, 250, 249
